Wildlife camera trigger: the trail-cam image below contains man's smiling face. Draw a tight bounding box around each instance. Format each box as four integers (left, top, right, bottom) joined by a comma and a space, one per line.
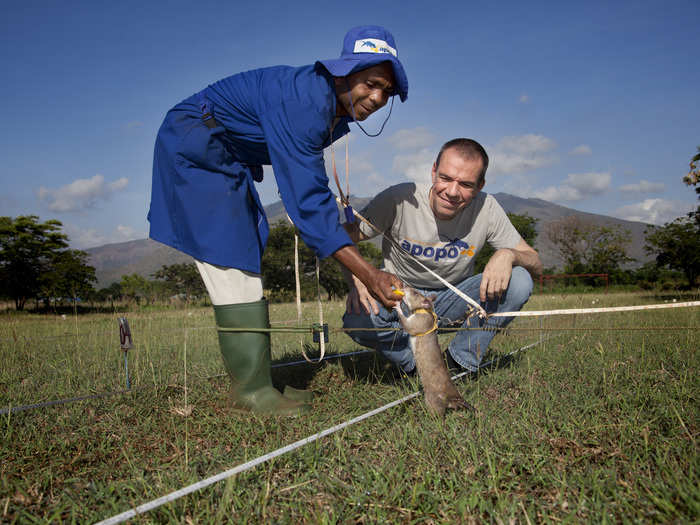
335, 62, 395, 121
429, 147, 485, 221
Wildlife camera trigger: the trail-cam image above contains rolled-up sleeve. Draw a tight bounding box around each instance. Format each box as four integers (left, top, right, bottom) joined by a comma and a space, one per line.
259, 101, 352, 259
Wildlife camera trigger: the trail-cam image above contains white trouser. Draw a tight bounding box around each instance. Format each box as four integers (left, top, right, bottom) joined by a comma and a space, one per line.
195, 260, 263, 305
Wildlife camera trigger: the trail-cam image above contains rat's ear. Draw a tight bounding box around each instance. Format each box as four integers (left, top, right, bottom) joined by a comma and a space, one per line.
428, 293, 438, 304
422, 294, 437, 308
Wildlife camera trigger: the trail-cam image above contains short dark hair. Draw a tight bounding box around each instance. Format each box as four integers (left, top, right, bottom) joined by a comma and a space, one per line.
434, 138, 489, 184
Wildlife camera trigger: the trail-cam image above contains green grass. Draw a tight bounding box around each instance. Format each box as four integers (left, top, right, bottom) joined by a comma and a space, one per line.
1, 291, 698, 523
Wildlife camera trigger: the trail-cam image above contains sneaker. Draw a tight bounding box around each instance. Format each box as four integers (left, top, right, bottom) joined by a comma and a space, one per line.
444, 350, 461, 371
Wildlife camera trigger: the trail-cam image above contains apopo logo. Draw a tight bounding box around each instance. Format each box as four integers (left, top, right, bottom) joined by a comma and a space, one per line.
399, 238, 476, 262
352, 38, 397, 57
445, 238, 475, 257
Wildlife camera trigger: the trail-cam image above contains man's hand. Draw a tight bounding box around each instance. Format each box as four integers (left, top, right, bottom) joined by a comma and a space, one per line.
480, 248, 515, 302
479, 239, 542, 302
346, 274, 380, 315
333, 244, 402, 310
362, 268, 402, 311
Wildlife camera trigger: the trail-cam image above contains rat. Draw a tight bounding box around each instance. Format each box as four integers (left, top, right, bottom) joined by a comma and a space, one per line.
394, 287, 474, 417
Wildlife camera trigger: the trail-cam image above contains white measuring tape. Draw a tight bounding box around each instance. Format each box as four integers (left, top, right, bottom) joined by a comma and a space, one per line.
95, 334, 566, 524
489, 300, 700, 318
95, 391, 421, 525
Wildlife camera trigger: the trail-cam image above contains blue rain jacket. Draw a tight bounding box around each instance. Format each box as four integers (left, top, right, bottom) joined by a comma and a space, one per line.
148, 63, 353, 274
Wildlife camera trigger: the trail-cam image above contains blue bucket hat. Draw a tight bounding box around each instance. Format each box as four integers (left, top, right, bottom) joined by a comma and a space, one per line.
319, 25, 408, 102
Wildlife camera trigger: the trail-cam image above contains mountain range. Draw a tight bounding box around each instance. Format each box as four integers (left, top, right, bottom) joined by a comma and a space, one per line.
86, 193, 652, 287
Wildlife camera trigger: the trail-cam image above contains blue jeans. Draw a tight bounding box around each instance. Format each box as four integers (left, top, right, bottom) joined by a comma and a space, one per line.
342, 267, 533, 373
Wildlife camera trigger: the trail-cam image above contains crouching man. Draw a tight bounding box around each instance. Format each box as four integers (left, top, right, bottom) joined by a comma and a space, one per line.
343, 138, 543, 373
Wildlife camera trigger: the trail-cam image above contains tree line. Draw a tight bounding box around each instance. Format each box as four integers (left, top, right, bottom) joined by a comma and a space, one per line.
0, 215, 95, 310
1, 148, 698, 310
0, 216, 383, 310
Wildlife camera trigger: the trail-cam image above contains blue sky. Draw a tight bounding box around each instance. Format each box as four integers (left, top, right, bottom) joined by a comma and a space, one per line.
1, 0, 698, 249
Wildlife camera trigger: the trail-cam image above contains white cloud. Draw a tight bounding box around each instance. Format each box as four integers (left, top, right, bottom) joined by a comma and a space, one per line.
349, 157, 389, 193
350, 157, 379, 177
569, 144, 592, 156
613, 199, 695, 225
519, 94, 530, 104
387, 127, 435, 151
67, 227, 106, 249
65, 223, 144, 249
569, 172, 611, 192
392, 148, 435, 183
37, 174, 129, 212
489, 134, 557, 176
536, 185, 585, 202
324, 152, 378, 179
363, 172, 390, 192
534, 172, 611, 202
116, 225, 139, 238
499, 134, 555, 155
619, 180, 665, 194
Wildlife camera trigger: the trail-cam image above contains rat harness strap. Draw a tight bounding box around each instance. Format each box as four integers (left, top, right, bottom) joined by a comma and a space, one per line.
412, 308, 438, 337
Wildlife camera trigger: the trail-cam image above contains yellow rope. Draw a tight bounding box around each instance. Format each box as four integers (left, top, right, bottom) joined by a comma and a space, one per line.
411, 309, 439, 337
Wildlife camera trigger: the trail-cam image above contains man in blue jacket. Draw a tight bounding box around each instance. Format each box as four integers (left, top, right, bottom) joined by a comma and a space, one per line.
148, 26, 408, 415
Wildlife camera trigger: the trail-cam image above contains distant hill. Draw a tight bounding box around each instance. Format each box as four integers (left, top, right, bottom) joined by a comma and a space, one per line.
489, 192, 651, 271
85, 239, 194, 287
86, 193, 652, 287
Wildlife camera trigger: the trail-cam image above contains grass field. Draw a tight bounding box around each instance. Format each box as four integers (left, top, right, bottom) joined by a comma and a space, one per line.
1, 290, 698, 523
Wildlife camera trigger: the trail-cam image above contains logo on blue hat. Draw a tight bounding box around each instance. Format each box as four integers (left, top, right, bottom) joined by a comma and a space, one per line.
353, 38, 397, 57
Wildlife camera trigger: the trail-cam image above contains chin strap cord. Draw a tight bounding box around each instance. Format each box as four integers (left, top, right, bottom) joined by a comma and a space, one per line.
344, 78, 394, 137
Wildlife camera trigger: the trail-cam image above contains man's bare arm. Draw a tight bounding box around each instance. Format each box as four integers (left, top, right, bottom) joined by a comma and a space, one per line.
480, 239, 542, 301
333, 243, 400, 309
340, 222, 382, 314
504, 239, 543, 277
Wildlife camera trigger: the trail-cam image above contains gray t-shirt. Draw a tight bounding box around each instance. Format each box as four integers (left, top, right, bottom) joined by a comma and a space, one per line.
359, 183, 522, 289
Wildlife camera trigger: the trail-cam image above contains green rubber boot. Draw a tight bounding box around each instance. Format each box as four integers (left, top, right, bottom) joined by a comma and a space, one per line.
283, 385, 314, 403
214, 299, 310, 416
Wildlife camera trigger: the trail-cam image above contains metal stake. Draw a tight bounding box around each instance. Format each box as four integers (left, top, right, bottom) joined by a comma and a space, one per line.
118, 317, 133, 389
